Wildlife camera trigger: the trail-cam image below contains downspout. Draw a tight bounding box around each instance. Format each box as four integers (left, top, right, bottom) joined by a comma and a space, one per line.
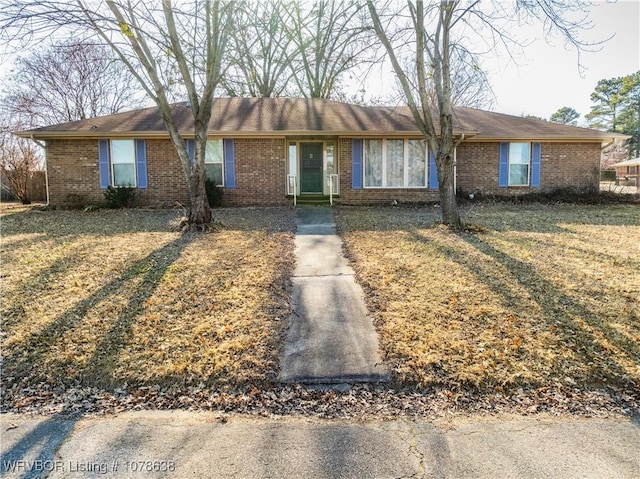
453, 133, 466, 193
30, 135, 49, 207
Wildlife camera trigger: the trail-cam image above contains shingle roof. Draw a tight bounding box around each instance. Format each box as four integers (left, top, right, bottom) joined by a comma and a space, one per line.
14, 97, 624, 143
452, 106, 624, 141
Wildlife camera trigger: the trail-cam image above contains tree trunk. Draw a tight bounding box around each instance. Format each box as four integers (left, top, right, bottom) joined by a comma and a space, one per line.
437, 150, 461, 228
436, 108, 462, 229
188, 190, 211, 225
187, 160, 212, 225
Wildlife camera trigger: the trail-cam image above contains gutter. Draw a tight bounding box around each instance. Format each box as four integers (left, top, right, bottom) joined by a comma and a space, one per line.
30, 135, 49, 207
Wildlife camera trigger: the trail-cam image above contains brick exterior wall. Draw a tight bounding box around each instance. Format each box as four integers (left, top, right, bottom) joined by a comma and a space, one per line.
45, 138, 288, 207
223, 138, 289, 205
44, 137, 601, 207
456, 142, 601, 196
46, 139, 103, 207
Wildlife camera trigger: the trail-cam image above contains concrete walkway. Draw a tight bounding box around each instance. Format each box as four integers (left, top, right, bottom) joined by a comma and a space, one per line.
280, 206, 388, 384
2, 412, 639, 478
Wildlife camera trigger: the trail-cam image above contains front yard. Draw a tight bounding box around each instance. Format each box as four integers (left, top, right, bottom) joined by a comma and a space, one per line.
336, 203, 640, 393
1, 206, 295, 395
1, 202, 638, 417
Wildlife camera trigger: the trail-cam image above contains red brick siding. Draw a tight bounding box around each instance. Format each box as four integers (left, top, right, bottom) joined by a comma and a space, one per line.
456, 142, 601, 195
46, 139, 103, 206
45, 137, 601, 207
223, 138, 289, 205
45, 138, 288, 207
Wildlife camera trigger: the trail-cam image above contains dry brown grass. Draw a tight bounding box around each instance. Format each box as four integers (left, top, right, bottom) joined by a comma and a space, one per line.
1, 205, 295, 392
336, 203, 640, 392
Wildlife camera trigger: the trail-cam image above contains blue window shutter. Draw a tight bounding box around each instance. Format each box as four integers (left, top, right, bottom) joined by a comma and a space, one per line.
98, 140, 110, 189
531, 142, 541, 187
429, 151, 439, 189
186, 139, 195, 164
135, 139, 147, 189
499, 142, 509, 187
223, 139, 236, 188
352, 139, 363, 190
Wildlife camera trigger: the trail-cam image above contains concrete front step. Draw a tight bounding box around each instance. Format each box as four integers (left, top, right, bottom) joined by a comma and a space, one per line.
293, 195, 340, 206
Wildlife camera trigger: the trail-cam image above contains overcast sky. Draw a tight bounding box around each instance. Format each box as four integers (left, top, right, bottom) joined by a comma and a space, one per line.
485, 0, 640, 123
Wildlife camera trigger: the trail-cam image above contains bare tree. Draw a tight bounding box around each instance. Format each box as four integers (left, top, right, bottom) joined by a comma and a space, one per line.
367, 0, 600, 228
1, 0, 233, 226
286, 0, 375, 99
392, 47, 494, 109
2, 40, 143, 126
0, 115, 42, 204
222, 0, 297, 97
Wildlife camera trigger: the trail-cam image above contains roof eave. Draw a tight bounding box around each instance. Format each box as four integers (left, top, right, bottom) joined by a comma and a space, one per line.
14, 129, 478, 139
467, 135, 626, 145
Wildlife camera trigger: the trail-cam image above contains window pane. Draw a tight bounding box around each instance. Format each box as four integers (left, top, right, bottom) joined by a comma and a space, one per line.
509, 143, 530, 164
364, 139, 382, 187
386, 139, 404, 187
326, 143, 335, 175
205, 139, 223, 163
288, 143, 297, 176
509, 164, 529, 186
113, 164, 136, 187
111, 140, 135, 164
408, 139, 426, 187
206, 163, 223, 186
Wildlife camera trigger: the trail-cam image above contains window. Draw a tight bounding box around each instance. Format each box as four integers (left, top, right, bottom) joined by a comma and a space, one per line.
364, 139, 383, 187
111, 140, 136, 187
508, 142, 530, 186
205, 139, 224, 186
408, 139, 427, 187
326, 143, 335, 176
386, 139, 404, 187
288, 142, 297, 176
364, 138, 427, 188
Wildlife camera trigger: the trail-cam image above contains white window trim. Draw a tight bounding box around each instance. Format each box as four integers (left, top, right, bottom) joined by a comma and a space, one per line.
508, 142, 531, 187
110, 139, 137, 188
363, 138, 428, 189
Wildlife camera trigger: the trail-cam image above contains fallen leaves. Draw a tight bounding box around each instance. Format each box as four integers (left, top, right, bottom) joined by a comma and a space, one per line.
336, 204, 640, 393
1, 206, 296, 398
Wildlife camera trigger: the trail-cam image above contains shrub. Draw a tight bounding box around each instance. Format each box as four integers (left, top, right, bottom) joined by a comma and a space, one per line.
205, 178, 224, 207
65, 193, 87, 209
104, 186, 136, 208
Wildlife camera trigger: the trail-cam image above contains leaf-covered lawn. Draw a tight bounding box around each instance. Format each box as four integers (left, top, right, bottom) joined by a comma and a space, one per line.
336, 203, 640, 392
1, 205, 295, 392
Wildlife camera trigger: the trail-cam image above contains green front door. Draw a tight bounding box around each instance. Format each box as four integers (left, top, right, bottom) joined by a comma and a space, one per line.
300, 143, 323, 193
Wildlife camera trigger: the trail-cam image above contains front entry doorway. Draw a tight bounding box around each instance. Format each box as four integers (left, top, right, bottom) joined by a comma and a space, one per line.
300, 143, 324, 193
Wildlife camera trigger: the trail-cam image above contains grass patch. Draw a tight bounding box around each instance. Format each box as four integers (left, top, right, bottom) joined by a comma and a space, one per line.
336, 203, 640, 393
1, 206, 295, 393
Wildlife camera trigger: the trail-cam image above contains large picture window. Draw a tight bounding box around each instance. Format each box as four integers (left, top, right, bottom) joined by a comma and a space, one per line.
111, 140, 136, 187
508, 142, 530, 186
364, 138, 427, 188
